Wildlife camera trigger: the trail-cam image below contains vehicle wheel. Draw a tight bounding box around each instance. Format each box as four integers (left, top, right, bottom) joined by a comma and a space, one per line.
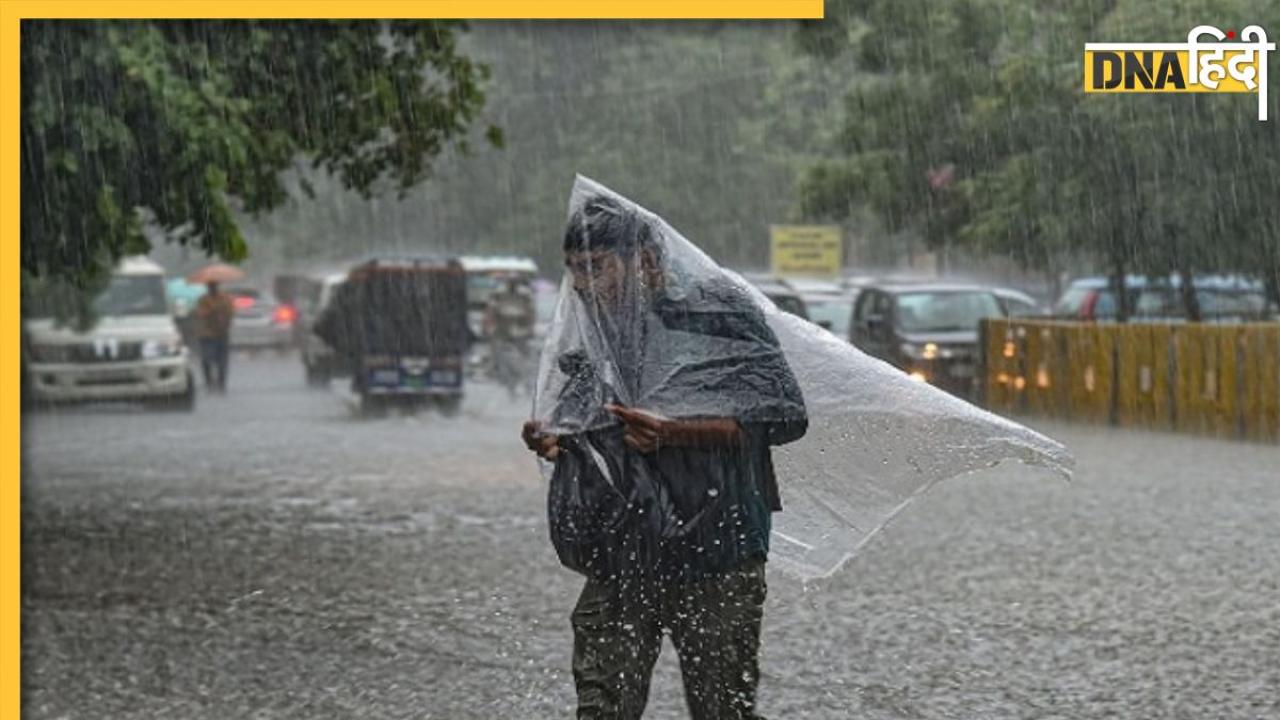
436, 395, 463, 417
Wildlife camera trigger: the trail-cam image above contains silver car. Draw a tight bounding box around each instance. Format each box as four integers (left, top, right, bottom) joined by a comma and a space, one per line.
225, 287, 295, 351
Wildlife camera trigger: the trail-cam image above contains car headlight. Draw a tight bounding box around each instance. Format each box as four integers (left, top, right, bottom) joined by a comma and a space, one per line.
142, 338, 184, 359
900, 342, 940, 360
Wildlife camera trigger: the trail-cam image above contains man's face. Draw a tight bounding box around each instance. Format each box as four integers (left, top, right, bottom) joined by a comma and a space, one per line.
566, 250, 628, 307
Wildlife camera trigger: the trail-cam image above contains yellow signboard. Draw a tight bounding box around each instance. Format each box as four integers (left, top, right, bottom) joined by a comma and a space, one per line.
770, 225, 842, 277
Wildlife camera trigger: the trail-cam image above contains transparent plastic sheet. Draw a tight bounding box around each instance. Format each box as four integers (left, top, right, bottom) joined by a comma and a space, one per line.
533, 176, 1074, 581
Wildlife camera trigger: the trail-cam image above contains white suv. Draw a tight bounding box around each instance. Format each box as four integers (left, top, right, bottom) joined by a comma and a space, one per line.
24, 256, 195, 410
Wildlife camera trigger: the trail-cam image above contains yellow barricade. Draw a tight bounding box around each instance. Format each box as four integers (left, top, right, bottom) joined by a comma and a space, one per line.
1115, 323, 1173, 430
981, 319, 1017, 414
1239, 324, 1280, 442
1022, 323, 1053, 416
1173, 325, 1231, 437
1064, 322, 1114, 425
981, 319, 1279, 442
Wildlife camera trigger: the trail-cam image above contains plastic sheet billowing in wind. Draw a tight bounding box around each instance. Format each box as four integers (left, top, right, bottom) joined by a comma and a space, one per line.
533, 176, 1073, 581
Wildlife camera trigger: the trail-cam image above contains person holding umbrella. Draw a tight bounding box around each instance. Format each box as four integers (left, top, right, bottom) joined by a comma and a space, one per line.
188, 263, 242, 393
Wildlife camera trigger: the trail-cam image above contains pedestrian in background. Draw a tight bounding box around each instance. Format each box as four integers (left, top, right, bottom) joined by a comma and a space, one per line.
194, 281, 235, 393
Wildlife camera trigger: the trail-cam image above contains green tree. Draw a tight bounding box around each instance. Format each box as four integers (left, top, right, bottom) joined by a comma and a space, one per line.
249, 22, 860, 276
798, 0, 1280, 316
21, 20, 498, 301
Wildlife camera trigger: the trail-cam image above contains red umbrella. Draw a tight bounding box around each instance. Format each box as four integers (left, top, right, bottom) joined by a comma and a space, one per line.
187, 263, 245, 284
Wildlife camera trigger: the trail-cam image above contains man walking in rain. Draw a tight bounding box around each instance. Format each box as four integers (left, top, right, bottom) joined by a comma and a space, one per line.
194, 281, 235, 393
522, 184, 808, 719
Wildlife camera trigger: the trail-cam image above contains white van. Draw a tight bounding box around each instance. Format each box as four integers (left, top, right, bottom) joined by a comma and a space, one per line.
24, 256, 195, 410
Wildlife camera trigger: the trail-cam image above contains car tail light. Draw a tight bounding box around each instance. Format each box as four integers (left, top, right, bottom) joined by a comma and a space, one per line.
234, 296, 256, 310
273, 304, 297, 325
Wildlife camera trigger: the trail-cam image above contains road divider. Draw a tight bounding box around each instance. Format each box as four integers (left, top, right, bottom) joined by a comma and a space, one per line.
980, 319, 1280, 441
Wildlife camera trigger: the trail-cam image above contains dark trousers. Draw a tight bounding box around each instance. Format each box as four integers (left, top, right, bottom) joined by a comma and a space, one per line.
199, 337, 230, 391
571, 561, 767, 720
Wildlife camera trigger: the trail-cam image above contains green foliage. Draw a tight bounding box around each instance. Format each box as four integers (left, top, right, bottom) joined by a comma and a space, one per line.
799, 0, 1280, 310
21, 20, 495, 295
242, 22, 859, 275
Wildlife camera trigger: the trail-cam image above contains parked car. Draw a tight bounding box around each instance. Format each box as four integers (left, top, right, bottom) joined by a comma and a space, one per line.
839, 274, 878, 293
24, 256, 195, 410
993, 287, 1048, 317
1054, 275, 1275, 321
740, 272, 809, 320
850, 283, 1006, 398
784, 277, 842, 296
777, 277, 853, 333
803, 291, 858, 338
224, 286, 296, 351
297, 272, 348, 386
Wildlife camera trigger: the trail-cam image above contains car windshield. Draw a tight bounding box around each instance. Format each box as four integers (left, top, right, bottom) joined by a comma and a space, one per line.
93, 274, 168, 316
894, 291, 1003, 332
807, 297, 854, 334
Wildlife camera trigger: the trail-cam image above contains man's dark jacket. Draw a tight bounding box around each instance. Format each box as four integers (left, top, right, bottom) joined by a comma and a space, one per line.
547, 281, 807, 583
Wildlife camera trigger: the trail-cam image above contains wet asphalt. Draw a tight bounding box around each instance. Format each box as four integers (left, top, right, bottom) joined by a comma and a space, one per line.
21, 354, 1280, 719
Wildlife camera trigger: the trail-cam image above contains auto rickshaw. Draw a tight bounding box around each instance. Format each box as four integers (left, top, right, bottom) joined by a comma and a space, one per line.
313, 256, 469, 416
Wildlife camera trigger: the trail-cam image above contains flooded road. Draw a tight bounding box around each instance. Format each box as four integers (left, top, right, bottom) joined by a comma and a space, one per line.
22, 355, 1280, 719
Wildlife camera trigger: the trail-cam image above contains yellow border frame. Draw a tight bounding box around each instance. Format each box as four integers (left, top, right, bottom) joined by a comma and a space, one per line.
2, 1, 823, 717
2, 7, 19, 719
4, 1, 823, 20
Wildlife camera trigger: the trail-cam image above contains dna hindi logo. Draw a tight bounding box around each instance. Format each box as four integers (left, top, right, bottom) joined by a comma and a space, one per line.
1083, 25, 1275, 121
